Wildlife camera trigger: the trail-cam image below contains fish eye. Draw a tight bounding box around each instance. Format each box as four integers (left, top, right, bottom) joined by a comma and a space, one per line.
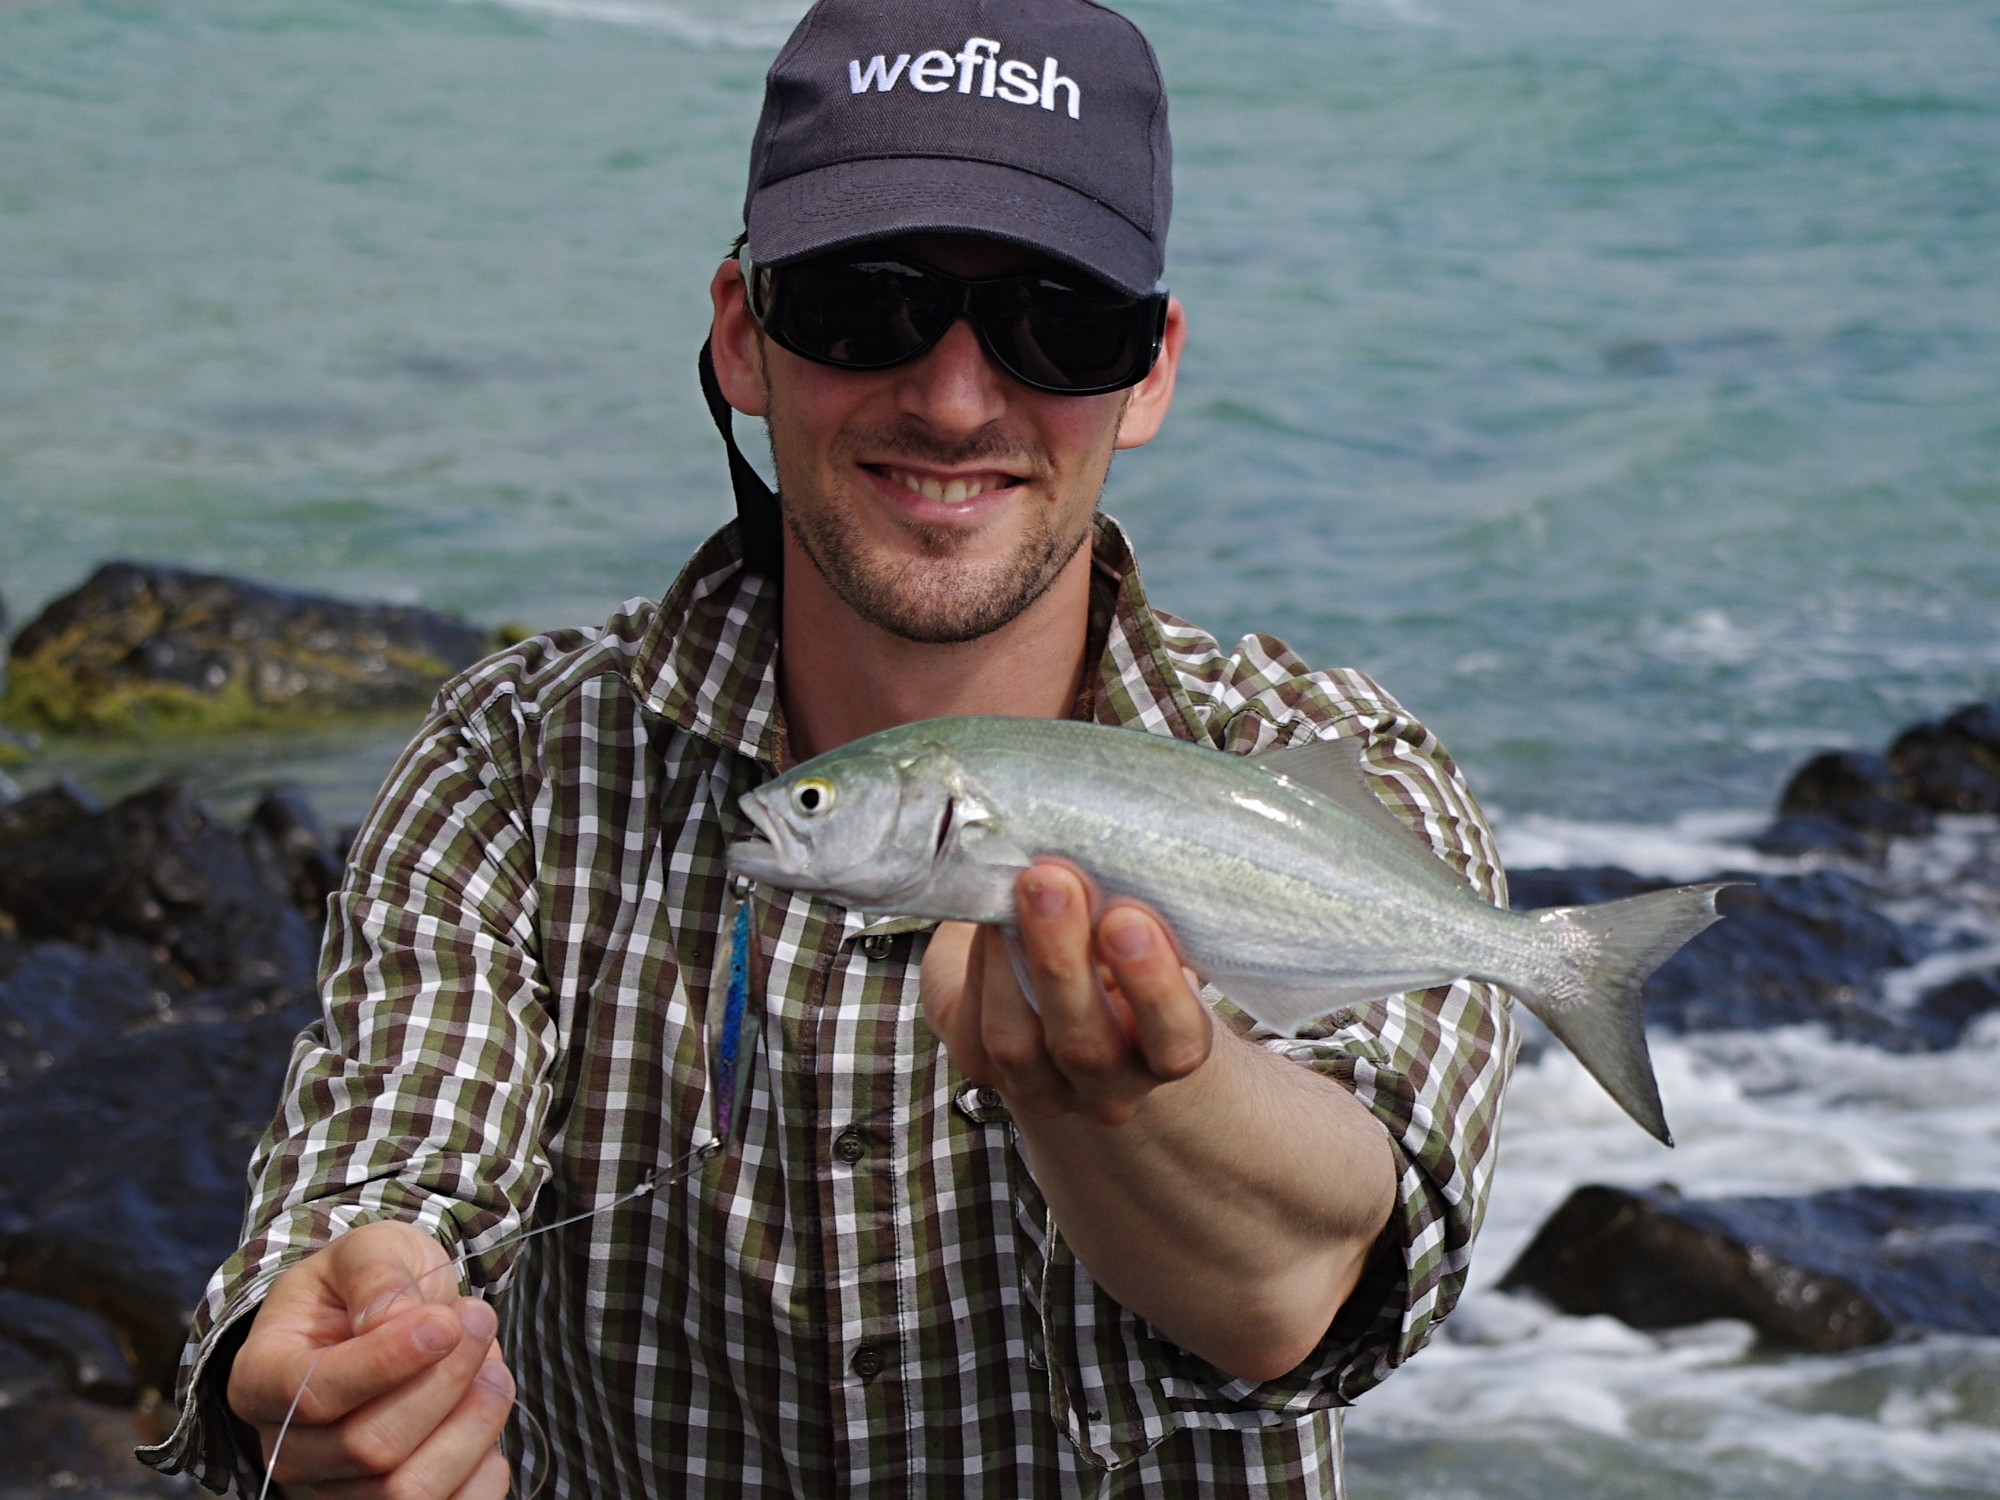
790, 776, 836, 817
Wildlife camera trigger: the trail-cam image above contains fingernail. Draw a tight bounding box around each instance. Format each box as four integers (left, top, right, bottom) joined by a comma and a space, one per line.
475, 1360, 516, 1398
1103, 912, 1151, 960
414, 1312, 459, 1355
357, 1288, 414, 1330
458, 1297, 498, 1341
1025, 879, 1067, 919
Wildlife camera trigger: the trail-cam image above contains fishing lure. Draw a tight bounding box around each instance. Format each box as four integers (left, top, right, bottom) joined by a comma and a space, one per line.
258, 877, 764, 1499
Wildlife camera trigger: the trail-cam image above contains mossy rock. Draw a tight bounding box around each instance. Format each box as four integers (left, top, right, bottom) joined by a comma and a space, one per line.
3, 563, 496, 735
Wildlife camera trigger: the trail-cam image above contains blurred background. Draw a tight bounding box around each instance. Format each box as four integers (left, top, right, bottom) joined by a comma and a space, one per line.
1, 0, 1996, 1495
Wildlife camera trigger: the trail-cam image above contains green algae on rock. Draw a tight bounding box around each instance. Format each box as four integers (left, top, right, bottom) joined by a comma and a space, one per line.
3, 563, 496, 734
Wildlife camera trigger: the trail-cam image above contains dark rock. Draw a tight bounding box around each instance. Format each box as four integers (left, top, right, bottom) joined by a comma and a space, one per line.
0, 778, 101, 849
1510, 867, 1933, 1043
0, 1288, 140, 1405
0, 779, 318, 1001
1890, 700, 2000, 814
1752, 811, 1885, 859
4, 561, 492, 734
1911, 969, 2000, 1049
0, 1007, 309, 1397
0, 937, 170, 1090
0, 1350, 193, 1497
1500, 1183, 2000, 1353
1770, 750, 1935, 843
248, 784, 346, 920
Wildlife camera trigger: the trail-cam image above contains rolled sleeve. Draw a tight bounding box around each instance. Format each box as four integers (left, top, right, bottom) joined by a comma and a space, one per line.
138, 693, 561, 1491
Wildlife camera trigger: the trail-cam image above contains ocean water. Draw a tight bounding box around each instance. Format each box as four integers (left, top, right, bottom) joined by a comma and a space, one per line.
2, 0, 1998, 1494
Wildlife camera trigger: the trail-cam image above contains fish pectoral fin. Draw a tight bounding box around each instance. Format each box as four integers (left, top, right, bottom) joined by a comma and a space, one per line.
956, 822, 1033, 870
1252, 735, 1464, 884
1204, 971, 1419, 1038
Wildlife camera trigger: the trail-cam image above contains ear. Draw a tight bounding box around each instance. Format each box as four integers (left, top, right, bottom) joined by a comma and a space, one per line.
1112, 295, 1186, 451
709, 258, 769, 419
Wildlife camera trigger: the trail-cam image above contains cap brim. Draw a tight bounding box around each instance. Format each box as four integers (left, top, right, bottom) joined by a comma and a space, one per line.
747, 157, 1161, 296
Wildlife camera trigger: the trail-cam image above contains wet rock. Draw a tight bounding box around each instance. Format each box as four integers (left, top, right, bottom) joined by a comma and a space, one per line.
0, 1007, 310, 1397
0, 1342, 192, 1498
0, 779, 318, 1002
1509, 867, 1932, 1043
1889, 699, 2000, 814
1755, 750, 1935, 856
0, 937, 170, 1090
1500, 1183, 2000, 1353
0, 778, 100, 848
0, 1289, 140, 1405
4, 561, 492, 734
1910, 970, 2000, 1049
248, 784, 346, 919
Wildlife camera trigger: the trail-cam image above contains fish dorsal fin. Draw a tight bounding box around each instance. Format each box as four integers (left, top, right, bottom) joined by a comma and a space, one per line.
1252, 735, 1461, 880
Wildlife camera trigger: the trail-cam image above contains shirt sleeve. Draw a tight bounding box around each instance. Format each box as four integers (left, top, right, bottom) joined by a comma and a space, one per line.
136, 689, 562, 1492
1196, 635, 1518, 1409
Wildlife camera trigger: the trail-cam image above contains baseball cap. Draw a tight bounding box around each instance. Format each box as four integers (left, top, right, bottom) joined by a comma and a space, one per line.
743, 0, 1174, 296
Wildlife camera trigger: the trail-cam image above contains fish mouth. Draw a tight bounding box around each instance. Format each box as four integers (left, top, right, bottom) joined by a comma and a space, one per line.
726, 797, 808, 884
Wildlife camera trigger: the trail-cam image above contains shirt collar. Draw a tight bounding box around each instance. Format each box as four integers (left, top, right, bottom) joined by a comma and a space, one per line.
628, 514, 1210, 766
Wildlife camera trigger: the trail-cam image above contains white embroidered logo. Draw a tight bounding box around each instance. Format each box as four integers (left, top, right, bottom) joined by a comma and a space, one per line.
848, 37, 1081, 120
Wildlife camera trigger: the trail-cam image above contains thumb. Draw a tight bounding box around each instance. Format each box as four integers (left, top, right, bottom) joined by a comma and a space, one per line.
330, 1219, 461, 1337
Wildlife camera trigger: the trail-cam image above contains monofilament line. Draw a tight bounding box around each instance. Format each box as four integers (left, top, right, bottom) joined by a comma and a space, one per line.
256, 1137, 722, 1500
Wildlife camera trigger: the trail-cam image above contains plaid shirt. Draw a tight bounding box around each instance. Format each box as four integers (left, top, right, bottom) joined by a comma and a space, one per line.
142, 515, 1514, 1498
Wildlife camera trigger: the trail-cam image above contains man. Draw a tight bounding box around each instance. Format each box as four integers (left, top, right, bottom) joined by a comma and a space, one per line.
142, 0, 1514, 1494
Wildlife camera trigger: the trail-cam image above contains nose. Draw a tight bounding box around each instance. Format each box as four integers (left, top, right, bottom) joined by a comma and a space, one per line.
894, 316, 1011, 442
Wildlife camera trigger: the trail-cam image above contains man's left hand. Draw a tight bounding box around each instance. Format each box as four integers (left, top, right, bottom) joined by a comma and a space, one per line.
919, 860, 1215, 1126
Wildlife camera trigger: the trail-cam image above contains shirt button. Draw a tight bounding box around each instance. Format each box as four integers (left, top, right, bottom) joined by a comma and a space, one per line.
859, 933, 895, 960
850, 1343, 883, 1380
977, 1087, 1002, 1111
834, 1128, 866, 1164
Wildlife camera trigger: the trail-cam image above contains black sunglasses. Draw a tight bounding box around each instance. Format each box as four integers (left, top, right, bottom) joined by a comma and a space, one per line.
741, 250, 1169, 397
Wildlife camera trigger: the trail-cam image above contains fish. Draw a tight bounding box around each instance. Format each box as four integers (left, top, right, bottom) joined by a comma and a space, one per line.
726, 716, 1735, 1144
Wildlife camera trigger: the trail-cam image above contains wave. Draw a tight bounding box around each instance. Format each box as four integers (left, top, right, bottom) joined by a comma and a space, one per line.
444, 0, 808, 46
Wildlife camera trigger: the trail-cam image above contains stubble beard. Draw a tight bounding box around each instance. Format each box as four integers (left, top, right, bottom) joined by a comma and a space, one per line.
773, 419, 1105, 647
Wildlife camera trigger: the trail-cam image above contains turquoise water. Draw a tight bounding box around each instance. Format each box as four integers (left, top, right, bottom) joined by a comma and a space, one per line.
3, 0, 1998, 822
5, 4, 2000, 1495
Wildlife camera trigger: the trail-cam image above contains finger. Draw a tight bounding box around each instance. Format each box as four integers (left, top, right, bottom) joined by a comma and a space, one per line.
308, 1357, 514, 1500
266, 1298, 500, 1482
234, 1298, 469, 1430
918, 921, 995, 1083
1097, 904, 1213, 1082
454, 1448, 515, 1500
977, 914, 1071, 1113
332, 1220, 463, 1333
1016, 865, 1138, 1091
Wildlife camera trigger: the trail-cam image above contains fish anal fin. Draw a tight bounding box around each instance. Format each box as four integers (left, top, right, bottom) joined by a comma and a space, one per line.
1205, 970, 1435, 1037
1253, 736, 1459, 880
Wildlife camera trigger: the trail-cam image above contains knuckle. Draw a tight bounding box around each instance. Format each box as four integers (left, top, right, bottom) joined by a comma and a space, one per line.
983, 1031, 1043, 1069
338, 1421, 405, 1476
1050, 1037, 1121, 1075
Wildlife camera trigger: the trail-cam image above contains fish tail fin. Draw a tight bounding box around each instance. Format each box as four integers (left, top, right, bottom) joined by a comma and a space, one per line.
1516, 882, 1739, 1146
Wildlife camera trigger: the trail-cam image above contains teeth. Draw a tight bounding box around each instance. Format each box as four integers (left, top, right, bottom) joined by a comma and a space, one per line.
884, 468, 1012, 504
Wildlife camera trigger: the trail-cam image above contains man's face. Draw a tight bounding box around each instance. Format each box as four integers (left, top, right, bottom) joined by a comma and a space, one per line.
713, 235, 1182, 645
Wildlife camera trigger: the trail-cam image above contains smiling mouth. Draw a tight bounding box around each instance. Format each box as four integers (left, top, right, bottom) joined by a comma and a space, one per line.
871, 466, 1024, 506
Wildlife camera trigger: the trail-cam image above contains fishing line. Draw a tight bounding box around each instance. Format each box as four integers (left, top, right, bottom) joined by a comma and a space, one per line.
256, 878, 762, 1499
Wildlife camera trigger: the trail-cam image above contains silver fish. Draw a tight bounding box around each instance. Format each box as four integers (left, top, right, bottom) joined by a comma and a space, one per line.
726, 716, 1733, 1144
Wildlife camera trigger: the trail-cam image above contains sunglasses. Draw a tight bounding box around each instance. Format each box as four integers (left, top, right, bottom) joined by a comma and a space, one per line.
741, 250, 1169, 397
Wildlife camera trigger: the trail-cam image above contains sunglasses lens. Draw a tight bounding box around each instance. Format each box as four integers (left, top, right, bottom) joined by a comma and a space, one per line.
761, 258, 958, 369
981, 277, 1161, 393
754, 255, 1163, 394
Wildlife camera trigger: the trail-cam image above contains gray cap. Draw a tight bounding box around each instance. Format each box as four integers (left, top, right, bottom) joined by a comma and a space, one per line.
744, 0, 1173, 296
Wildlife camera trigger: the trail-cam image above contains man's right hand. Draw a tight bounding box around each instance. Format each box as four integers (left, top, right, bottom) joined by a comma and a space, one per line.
226, 1219, 515, 1498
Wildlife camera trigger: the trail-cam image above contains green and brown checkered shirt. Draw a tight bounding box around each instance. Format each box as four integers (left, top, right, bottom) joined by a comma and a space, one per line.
143, 515, 1515, 1498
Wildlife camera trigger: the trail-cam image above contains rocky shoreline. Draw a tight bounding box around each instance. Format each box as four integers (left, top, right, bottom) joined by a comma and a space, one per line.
0, 566, 1996, 1492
